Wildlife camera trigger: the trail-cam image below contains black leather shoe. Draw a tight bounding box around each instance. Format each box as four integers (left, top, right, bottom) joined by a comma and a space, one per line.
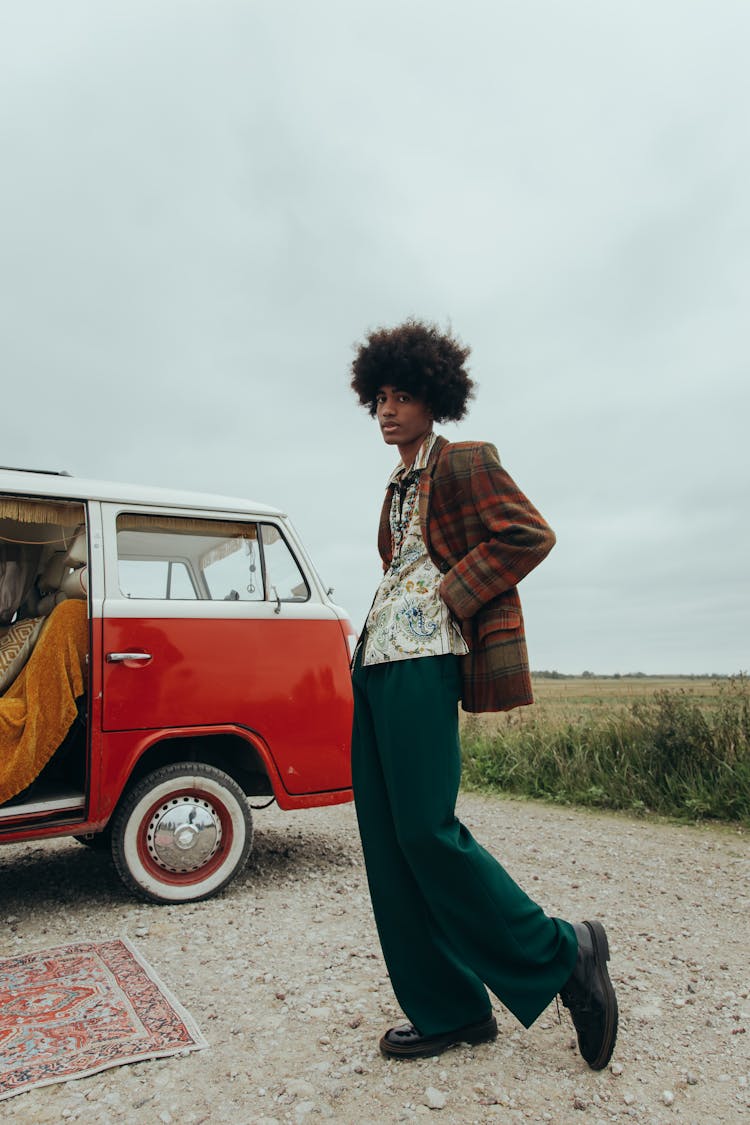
560, 920, 618, 1070
379, 1014, 498, 1059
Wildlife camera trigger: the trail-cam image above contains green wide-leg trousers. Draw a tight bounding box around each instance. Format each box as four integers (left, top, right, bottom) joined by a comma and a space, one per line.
351, 651, 577, 1035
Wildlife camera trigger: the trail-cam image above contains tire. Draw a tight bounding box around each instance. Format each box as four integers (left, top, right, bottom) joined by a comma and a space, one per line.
111, 762, 253, 904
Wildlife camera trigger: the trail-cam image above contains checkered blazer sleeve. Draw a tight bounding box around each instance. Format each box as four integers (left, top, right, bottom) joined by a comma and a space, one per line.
437, 442, 555, 621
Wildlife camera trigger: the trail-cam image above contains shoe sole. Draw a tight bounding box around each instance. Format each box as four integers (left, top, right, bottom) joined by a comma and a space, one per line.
583, 919, 619, 1070
379, 1015, 498, 1060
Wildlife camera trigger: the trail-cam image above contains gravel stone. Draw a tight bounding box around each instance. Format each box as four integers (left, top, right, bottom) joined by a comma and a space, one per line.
424, 1086, 447, 1109
287, 1079, 317, 1099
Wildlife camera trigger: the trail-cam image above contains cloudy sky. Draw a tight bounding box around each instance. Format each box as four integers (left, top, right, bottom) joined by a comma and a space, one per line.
2, 1, 748, 674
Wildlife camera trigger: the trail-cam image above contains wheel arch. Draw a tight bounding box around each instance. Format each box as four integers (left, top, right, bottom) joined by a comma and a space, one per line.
117, 730, 276, 809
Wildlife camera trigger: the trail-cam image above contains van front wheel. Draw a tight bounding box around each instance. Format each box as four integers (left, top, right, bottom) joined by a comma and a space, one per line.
111, 763, 253, 904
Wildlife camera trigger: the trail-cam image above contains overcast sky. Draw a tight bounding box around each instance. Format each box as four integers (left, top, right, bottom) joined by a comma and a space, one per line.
2, 1, 748, 674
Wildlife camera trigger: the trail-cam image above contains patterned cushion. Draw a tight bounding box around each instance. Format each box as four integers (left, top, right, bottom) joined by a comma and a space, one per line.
0, 616, 46, 693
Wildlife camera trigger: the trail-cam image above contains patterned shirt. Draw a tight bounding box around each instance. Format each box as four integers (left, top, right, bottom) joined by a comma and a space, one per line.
362, 432, 470, 666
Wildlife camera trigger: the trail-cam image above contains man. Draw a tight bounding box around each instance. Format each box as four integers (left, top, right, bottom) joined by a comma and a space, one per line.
349, 319, 618, 1067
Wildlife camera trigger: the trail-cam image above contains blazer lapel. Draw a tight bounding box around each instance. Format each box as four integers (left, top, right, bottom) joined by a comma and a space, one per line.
377, 488, 392, 567
418, 433, 448, 549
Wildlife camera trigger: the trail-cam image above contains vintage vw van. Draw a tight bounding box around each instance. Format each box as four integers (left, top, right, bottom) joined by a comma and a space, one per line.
0, 467, 355, 903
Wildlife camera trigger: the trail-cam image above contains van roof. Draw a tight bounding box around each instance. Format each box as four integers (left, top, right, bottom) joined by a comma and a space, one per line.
0, 466, 285, 518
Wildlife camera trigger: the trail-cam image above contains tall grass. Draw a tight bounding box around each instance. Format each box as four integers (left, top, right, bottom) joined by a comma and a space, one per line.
461, 677, 750, 824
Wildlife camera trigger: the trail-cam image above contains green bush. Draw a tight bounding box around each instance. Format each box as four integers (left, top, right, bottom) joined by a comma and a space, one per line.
460, 678, 750, 823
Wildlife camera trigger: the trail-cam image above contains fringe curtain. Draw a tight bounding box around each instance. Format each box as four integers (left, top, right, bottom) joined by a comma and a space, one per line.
116, 513, 259, 539
0, 499, 84, 526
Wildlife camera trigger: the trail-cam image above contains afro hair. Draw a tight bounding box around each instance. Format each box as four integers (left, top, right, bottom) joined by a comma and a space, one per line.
350, 319, 475, 423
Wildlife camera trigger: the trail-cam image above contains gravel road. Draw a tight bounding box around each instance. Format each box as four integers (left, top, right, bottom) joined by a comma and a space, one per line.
2, 794, 748, 1124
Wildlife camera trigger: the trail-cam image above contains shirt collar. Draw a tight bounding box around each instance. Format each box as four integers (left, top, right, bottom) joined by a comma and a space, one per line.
387, 431, 437, 486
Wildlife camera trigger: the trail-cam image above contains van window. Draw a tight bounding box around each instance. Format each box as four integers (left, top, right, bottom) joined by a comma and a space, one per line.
203, 536, 263, 602
260, 523, 309, 602
118, 558, 198, 600
116, 514, 262, 602
115, 515, 308, 603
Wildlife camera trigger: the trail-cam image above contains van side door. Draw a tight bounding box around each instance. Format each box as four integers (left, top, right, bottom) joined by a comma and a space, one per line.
99, 506, 352, 796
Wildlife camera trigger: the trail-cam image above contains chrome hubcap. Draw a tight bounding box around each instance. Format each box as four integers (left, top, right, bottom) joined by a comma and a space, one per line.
145, 797, 222, 873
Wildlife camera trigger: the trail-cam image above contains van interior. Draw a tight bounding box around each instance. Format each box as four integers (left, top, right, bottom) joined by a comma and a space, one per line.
0, 494, 89, 821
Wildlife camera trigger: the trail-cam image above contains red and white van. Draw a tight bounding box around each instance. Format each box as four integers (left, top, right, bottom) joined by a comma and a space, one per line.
0, 467, 356, 903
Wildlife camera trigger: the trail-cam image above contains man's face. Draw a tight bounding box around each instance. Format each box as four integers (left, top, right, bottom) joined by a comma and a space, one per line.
375, 385, 433, 451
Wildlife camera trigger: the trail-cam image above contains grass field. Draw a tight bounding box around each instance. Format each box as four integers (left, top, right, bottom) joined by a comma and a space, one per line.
465, 676, 727, 730
532, 674, 725, 706
460, 675, 750, 825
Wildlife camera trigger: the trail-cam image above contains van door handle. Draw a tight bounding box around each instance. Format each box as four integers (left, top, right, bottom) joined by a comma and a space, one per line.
106, 652, 153, 663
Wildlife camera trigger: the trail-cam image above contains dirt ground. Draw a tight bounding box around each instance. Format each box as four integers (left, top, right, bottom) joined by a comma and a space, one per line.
1, 794, 748, 1124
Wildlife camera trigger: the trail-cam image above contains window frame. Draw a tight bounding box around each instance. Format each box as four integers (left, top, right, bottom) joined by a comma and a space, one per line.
106, 509, 312, 608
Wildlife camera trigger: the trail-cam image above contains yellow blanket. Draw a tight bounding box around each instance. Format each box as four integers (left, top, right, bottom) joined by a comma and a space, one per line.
0, 599, 88, 804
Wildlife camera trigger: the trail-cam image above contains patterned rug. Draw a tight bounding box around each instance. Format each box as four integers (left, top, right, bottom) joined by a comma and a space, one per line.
0, 938, 207, 1101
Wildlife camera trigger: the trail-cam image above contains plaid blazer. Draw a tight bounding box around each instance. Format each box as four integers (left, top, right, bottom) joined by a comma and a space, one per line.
377, 435, 555, 712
